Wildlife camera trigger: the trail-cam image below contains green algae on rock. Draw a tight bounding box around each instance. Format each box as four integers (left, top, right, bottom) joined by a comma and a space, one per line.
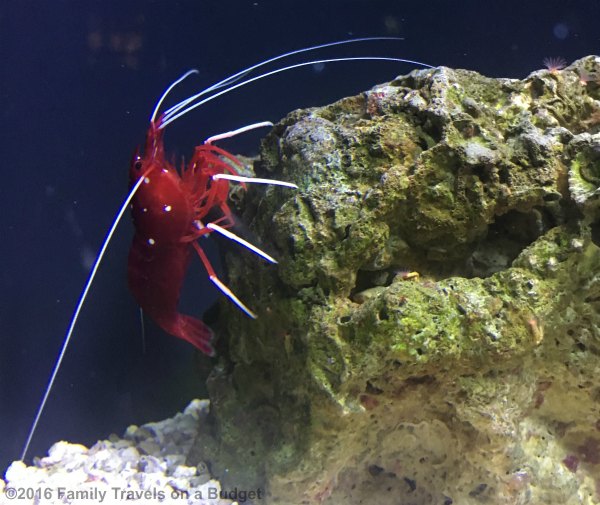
189, 56, 600, 504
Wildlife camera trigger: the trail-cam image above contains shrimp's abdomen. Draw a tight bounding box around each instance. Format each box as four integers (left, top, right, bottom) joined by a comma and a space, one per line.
127, 234, 215, 356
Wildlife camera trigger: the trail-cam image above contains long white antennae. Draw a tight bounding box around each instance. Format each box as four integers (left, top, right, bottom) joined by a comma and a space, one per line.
161, 56, 434, 128
162, 37, 407, 122
20, 174, 147, 462
151, 69, 199, 123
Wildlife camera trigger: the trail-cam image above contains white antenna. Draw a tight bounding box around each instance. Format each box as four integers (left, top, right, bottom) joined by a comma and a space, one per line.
150, 69, 199, 123
20, 174, 147, 462
161, 56, 433, 128
162, 37, 408, 122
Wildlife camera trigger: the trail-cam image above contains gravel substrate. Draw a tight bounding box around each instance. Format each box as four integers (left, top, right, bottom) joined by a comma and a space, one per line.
1, 400, 239, 504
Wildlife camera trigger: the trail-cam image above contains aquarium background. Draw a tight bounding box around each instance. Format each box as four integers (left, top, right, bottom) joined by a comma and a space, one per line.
1, 0, 598, 472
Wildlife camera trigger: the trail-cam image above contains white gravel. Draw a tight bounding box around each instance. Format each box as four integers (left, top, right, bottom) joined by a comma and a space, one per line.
1, 400, 239, 505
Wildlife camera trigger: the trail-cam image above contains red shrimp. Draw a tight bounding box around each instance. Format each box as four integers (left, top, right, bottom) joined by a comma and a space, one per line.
20, 38, 433, 463
127, 120, 212, 355
127, 118, 263, 356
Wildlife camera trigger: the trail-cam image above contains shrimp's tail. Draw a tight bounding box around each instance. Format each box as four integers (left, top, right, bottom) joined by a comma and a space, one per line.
154, 312, 215, 356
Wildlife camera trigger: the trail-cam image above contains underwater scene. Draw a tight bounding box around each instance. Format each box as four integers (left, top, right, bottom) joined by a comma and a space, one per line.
3, 1, 600, 504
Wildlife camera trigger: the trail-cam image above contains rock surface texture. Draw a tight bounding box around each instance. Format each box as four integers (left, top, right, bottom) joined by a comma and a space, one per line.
190, 56, 600, 505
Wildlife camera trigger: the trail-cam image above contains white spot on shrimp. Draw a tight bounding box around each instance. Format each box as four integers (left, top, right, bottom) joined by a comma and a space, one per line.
144, 177, 150, 184
162, 168, 169, 173
164, 205, 172, 212
148, 238, 156, 245
142, 208, 148, 213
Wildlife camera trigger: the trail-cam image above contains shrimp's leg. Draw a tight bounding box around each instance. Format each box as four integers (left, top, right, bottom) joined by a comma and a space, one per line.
204, 121, 274, 144
212, 173, 298, 189
192, 241, 257, 319
205, 222, 277, 263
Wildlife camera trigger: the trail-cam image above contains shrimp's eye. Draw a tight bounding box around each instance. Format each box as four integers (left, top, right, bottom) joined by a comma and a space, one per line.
134, 158, 143, 171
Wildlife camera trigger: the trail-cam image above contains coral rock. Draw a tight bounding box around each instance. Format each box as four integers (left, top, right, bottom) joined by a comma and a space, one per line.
190, 56, 600, 504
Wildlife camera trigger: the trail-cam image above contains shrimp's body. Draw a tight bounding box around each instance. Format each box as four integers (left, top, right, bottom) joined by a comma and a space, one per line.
127, 119, 269, 356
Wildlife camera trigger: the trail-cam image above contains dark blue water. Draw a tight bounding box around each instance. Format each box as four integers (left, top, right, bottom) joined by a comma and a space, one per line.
1, 0, 598, 472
